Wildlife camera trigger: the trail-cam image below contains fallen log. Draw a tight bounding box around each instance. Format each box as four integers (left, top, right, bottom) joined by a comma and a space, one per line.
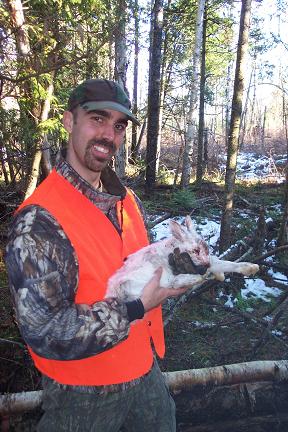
1, 360, 288, 416
0, 391, 43, 416
164, 360, 288, 392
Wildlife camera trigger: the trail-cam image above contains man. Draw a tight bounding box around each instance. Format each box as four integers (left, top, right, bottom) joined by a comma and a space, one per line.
5, 79, 189, 431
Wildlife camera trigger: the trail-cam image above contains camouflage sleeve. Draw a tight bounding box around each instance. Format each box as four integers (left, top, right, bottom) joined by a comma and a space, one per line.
4, 205, 130, 361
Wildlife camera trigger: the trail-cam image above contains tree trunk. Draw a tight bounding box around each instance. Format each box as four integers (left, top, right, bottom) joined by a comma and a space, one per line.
196, 3, 207, 185
7, 0, 30, 56
0, 142, 10, 185
24, 72, 55, 199
181, 0, 205, 188
23, 150, 42, 199
114, 0, 128, 179
145, 0, 164, 192
130, 0, 140, 162
261, 105, 267, 152
203, 127, 208, 170
155, 0, 173, 175
225, 64, 232, 148
224, 4, 234, 149
135, 117, 147, 156
277, 171, 288, 246
278, 85, 288, 246
239, 66, 253, 149
85, 32, 94, 80
219, 0, 252, 253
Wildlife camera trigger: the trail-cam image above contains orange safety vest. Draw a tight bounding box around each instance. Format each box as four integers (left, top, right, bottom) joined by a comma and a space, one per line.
17, 169, 165, 385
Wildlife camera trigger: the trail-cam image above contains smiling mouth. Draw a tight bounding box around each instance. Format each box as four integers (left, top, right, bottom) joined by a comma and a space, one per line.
93, 145, 110, 154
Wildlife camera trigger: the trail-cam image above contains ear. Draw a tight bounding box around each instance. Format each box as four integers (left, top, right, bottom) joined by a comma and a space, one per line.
185, 216, 197, 235
63, 111, 74, 134
169, 220, 186, 242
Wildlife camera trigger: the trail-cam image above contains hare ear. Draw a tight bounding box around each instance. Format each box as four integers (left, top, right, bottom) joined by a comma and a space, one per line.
185, 216, 197, 235
170, 220, 186, 242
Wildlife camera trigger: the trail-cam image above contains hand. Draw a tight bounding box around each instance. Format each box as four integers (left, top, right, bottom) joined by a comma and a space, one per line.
140, 267, 190, 313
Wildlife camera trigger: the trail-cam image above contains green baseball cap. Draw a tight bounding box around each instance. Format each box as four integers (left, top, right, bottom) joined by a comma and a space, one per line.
67, 79, 140, 126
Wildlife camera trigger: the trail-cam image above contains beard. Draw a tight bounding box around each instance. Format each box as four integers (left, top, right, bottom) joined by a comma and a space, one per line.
84, 138, 117, 172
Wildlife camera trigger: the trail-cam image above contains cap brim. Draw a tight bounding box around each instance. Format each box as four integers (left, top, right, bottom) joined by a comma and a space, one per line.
80, 101, 141, 126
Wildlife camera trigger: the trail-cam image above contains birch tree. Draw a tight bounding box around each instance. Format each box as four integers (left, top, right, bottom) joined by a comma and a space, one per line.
181, 0, 205, 188
219, 0, 252, 252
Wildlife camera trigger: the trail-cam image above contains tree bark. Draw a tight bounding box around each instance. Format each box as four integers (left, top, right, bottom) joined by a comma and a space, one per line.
164, 360, 288, 392
239, 65, 253, 149
7, 0, 30, 56
219, 0, 252, 253
0, 142, 10, 185
181, 0, 205, 188
277, 79, 288, 246
114, 0, 128, 179
196, 3, 207, 185
24, 72, 55, 199
145, 0, 164, 192
277, 164, 288, 246
130, 0, 140, 162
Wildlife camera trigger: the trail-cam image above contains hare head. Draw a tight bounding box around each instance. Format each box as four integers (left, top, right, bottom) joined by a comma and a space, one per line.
169, 216, 210, 275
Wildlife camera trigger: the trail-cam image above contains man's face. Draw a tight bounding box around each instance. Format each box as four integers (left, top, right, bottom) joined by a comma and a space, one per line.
63, 107, 128, 185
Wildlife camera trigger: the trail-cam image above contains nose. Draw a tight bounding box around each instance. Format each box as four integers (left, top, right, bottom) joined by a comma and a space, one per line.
101, 123, 115, 142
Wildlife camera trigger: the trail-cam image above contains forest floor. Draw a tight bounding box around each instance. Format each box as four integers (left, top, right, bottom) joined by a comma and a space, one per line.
0, 177, 287, 431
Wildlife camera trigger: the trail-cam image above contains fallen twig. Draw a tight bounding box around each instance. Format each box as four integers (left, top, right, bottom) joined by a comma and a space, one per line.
253, 244, 288, 263
251, 296, 288, 356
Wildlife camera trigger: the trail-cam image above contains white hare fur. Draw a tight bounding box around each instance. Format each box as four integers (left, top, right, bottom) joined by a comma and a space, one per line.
106, 216, 259, 301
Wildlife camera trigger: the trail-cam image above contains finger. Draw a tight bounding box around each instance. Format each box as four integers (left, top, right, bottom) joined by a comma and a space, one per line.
150, 266, 163, 283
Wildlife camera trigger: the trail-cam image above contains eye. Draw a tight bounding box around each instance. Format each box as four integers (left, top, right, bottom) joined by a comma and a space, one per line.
115, 123, 127, 132
91, 115, 103, 123
194, 248, 200, 255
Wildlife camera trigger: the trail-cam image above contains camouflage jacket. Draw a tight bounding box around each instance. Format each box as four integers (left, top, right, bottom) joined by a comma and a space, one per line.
5, 157, 151, 394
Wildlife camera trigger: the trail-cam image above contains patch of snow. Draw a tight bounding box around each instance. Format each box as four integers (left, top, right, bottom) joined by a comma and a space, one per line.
272, 330, 283, 336
241, 278, 282, 302
224, 294, 237, 308
219, 152, 285, 181
267, 269, 288, 282
151, 216, 221, 250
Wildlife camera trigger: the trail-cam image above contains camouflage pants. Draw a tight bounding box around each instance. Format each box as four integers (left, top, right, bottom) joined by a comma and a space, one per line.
37, 362, 176, 432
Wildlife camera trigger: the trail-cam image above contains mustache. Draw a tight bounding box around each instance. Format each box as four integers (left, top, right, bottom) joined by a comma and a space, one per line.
87, 139, 117, 153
